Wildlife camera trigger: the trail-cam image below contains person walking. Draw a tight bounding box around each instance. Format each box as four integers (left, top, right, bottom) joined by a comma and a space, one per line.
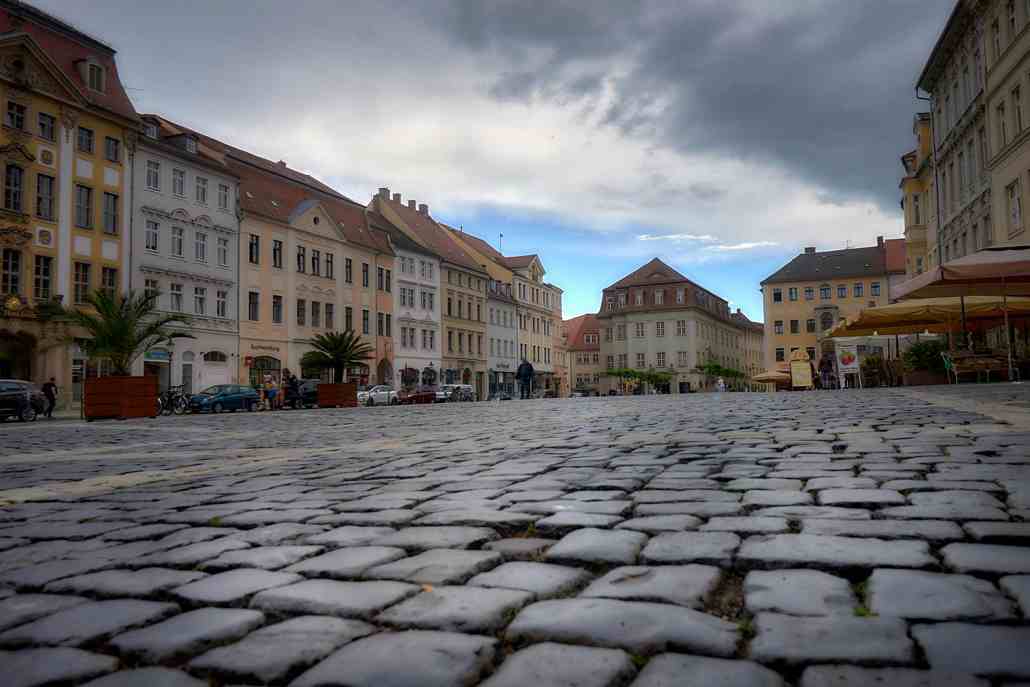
42, 377, 57, 419
516, 357, 535, 400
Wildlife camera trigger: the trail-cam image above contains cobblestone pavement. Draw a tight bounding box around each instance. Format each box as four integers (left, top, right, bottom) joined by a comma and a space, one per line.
1, 387, 1029, 686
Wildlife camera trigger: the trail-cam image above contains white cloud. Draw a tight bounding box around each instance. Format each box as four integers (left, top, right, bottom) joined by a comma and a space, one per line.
706, 241, 779, 251
638, 233, 718, 242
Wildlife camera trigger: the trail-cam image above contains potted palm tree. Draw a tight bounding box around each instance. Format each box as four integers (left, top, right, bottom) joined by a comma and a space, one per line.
63, 289, 193, 420
300, 330, 373, 408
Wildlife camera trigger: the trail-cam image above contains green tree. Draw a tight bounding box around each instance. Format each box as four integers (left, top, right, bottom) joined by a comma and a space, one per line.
300, 330, 374, 383
61, 289, 193, 376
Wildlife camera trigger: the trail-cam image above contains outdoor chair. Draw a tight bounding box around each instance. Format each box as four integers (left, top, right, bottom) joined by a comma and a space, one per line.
941, 351, 982, 384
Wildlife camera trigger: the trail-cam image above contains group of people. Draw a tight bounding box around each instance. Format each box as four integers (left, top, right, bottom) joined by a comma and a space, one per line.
260, 369, 301, 410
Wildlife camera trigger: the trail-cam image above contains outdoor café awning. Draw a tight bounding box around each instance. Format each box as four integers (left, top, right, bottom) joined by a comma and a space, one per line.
751, 369, 791, 383
893, 244, 1030, 300
827, 296, 1030, 338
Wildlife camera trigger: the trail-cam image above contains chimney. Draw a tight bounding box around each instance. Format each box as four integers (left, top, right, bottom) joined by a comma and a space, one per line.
392, 193, 401, 203
804, 247, 816, 254
407, 200, 416, 210
378, 187, 390, 199
877, 235, 884, 248
418, 203, 428, 215
277, 160, 287, 167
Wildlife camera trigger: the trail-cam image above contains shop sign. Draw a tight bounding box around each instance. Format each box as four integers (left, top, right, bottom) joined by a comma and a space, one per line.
145, 349, 171, 362
251, 344, 281, 352
836, 344, 859, 372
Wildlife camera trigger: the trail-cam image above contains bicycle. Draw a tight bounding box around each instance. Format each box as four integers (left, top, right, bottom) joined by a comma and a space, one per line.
157, 385, 190, 415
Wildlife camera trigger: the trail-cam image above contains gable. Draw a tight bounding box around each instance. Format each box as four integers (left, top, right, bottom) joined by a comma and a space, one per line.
608, 258, 689, 289
0, 34, 88, 109
290, 199, 346, 243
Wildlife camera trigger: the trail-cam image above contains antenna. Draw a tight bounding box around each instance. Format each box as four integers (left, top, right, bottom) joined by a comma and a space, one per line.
499, 233, 504, 252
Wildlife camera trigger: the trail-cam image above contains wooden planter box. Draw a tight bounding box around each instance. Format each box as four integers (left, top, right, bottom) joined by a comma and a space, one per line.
84, 375, 159, 420
902, 370, 948, 386
318, 382, 357, 408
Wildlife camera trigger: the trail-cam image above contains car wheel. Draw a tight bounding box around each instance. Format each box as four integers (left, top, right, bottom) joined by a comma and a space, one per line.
390, 397, 398, 405
19, 406, 37, 422
368, 397, 375, 407
213, 402, 223, 414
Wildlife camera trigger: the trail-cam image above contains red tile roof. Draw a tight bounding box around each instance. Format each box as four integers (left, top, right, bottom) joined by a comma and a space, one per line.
885, 238, 906, 274
0, 4, 138, 123
607, 258, 689, 289
564, 313, 600, 351
447, 229, 506, 263
378, 199, 485, 273
501, 254, 538, 270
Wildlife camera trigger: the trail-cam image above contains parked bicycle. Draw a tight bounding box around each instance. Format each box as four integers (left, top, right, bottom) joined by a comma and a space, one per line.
157, 385, 190, 415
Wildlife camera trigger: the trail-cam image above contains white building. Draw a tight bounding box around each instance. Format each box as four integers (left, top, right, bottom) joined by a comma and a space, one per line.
371, 213, 442, 389
129, 115, 239, 393
487, 280, 517, 397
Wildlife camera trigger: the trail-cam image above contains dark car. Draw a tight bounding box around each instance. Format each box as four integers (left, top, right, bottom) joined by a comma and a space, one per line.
189, 384, 261, 413
0, 379, 46, 422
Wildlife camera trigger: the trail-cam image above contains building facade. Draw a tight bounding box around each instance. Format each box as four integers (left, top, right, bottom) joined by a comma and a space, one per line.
598, 258, 749, 394
564, 313, 601, 394
900, 113, 938, 277
128, 115, 239, 393
761, 239, 895, 365
0, 1, 138, 407
369, 210, 441, 390
486, 279, 517, 397
731, 309, 768, 388
369, 189, 489, 400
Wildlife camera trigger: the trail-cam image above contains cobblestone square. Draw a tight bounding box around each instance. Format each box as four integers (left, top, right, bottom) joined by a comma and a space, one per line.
2, 386, 1029, 686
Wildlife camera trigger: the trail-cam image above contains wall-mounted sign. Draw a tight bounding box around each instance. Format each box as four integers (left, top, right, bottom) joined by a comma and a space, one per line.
251, 344, 280, 352
145, 349, 171, 362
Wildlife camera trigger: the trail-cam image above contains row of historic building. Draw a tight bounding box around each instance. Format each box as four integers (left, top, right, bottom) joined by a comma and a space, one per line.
0, 1, 566, 406
563, 258, 767, 395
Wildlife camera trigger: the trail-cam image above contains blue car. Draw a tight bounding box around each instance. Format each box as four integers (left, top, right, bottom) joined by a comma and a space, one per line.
189, 384, 261, 413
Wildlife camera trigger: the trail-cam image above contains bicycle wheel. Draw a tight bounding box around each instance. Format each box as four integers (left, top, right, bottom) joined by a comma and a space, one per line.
161, 396, 173, 416
173, 395, 188, 415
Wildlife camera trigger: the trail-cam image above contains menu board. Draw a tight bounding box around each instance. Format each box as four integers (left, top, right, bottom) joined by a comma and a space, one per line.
790, 360, 813, 389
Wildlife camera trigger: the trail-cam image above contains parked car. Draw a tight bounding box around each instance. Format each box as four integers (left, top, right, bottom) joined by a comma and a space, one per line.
0, 379, 46, 422
435, 384, 458, 402
357, 385, 398, 406
189, 384, 261, 413
284, 379, 320, 409
458, 384, 476, 401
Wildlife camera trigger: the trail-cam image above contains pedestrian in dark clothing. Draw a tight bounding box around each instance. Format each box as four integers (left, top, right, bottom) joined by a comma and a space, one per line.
516, 358, 535, 399
42, 377, 57, 418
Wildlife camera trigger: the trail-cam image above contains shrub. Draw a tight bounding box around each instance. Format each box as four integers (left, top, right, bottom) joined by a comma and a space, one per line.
902, 340, 947, 373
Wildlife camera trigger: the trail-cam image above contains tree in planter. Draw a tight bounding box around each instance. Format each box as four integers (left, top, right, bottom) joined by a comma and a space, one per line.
61, 289, 194, 375
902, 340, 947, 374
301, 330, 374, 383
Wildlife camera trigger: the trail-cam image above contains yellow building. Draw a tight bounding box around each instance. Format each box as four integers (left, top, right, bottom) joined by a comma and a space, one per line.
564, 313, 602, 394
0, 2, 138, 407
899, 113, 937, 277
760, 239, 898, 366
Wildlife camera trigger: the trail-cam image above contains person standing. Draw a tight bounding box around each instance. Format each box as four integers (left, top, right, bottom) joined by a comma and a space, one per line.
516, 357, 535, 400
42, 377, 57, 419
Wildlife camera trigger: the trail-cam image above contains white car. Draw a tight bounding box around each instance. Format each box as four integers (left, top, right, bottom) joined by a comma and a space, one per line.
357, 385, 398, 406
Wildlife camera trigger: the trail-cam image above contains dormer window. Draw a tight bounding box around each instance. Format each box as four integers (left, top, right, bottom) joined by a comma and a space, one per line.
144, 122, 158, 139
185, 137, 197, 154
87, 63, 104, 92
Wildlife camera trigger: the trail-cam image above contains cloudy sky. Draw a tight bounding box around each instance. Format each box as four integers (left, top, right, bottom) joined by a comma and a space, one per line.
42, 0, 953, 320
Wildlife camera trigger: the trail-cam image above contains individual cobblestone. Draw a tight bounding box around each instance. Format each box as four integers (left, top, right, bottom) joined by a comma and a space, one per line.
480, 642, 636, 687
109, 607, 264, 662
632, 653, 785, 687
745, 569, 855, 616
4, 647, 118, 687
749, 613, 915, 666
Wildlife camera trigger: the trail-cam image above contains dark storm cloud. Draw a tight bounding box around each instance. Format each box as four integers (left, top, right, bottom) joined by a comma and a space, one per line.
433, 0, 953, 211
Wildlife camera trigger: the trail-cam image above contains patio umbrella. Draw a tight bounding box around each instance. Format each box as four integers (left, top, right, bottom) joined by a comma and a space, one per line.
828, 297, 1030, 337
752, 369, 791, 383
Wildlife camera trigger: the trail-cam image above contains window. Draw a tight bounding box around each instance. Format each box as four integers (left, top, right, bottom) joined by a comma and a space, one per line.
74, 185, 92, 228
635, 322, 645, 337
362, 262, 369, 287
820, 285, 830, 300
999, 103, 1008, 147
249, 234, 260, 264
216, 290, 227, 318
775, 348, 785, 362
144, 278, 158, 301
656, 352, 665, 367
5, 101, 25, 130
790, 319, 799, 334
325, 253, 334, 279
217, 237, 228, 266
88, 63, 104, 91
345, 306, 353, 331
195, 232, 207, 262
73, 262, 90, 303
377, 266, 384, 290
4, 164, 22, 211
655, 289, 664, 305
272, 295, 283, 323
656, 321, 665, 337
676, 288, 684, 304
1016, 88, 1024, 134
854, 282, 864, 297
1, 249, 20, 295
104, 137, 120, 163
386, 270, 392, 292
146, 160, 160, 190
143, 220, 160, 252
772, 288, 782, 303
676, 320, 687, 336
362, 309, 370, 335
1009, 0, 1017, 38
311, 301, 320, 328
806, 318, 816, 333
325, 303, 334, 329
345, 257, 353, 283
634, 291, 643, 305
169, 283, 183, 312
979, 127, 989, 173
1008, 180, 1023, 232
774, 320, 783, 335
33, 255, 51, 300
171, 227, 184, 257
102, 192, 117, 234
194, 286, 206, 314
837, 284, 847, 298
38, 112, 55, 141
249, 292, 260, 321
185, 137, 197, 154
804, 287, 814, 301
297, 299, 306, 326
218, 183, 229, 210
297, 246, 306, 273
172, 169, 185, 196
195, 177, 207, 204
272, 239, 284, 268
820, 311, 834, 331
386, 314, 392, 337
311, 249, 320, 276
636, 352, 646, 368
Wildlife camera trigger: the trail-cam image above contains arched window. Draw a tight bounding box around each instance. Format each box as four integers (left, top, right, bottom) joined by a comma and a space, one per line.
204, 350, 228, 363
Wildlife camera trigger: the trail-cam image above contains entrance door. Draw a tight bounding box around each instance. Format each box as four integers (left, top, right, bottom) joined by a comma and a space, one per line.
181, 364, 193, 394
